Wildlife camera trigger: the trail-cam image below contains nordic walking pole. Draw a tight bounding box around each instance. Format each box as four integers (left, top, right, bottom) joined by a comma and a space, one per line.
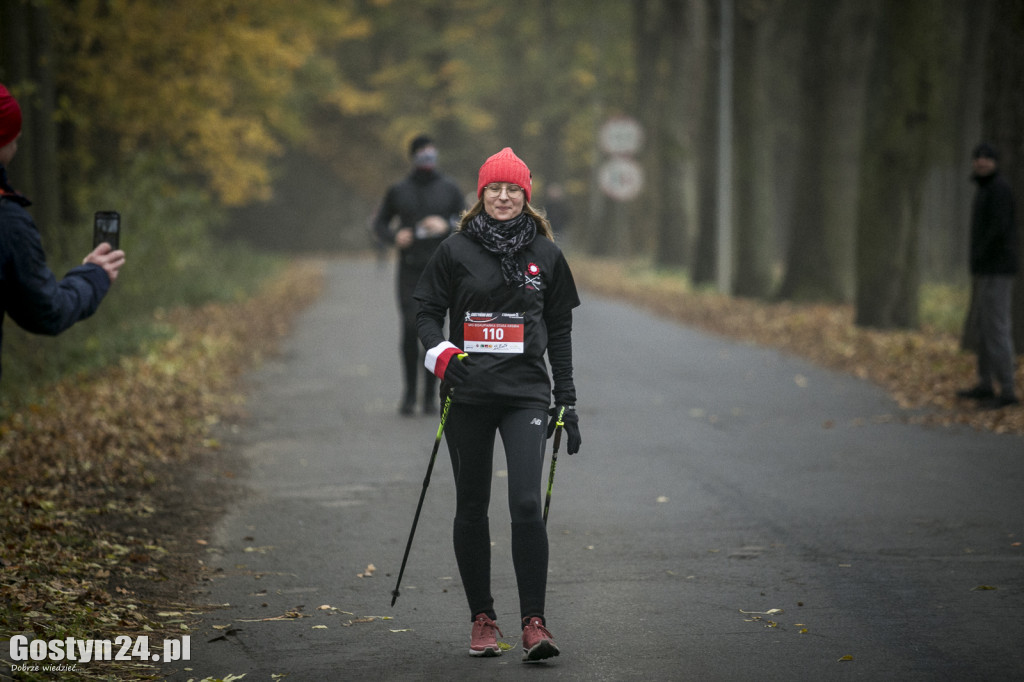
391, 378, 459, 607
542, 406, 566, 526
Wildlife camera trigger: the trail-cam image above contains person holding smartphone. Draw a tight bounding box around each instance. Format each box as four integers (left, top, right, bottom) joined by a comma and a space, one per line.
0, 83, 126, 382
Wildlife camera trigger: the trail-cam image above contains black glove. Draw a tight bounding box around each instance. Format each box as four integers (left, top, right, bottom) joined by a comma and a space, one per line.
443, 355, 470, 387
438, 357, 472, 402
546, 405, 581, 455
426, 342, 469, 388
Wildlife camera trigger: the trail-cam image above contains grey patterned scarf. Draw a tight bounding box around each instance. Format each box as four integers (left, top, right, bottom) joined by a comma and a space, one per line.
463, 211, 537, 287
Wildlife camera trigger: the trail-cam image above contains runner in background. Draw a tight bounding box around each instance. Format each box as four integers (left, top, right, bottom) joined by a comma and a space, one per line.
373, 135, 464, 416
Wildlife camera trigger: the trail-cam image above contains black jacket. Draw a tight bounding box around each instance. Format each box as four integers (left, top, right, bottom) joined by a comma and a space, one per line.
970, 171, 1018, 276
414, 231, 580, 409
1, 188, 111, 382
373, 168, 464, 271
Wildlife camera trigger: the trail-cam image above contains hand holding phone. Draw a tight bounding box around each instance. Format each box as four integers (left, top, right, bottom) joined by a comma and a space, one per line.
93, 211, 120, 249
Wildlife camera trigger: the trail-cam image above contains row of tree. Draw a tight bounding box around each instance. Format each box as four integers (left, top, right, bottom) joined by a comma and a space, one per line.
1, 0, 1022, 341
631, 0, 1023, 343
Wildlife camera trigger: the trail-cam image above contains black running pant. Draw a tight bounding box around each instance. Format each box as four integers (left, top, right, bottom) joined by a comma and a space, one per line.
398, 265, 436, 405
443, 402, 549, 623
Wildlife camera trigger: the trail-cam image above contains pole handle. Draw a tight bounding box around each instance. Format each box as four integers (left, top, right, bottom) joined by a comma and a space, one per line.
552, 405, 566, 454
543, 406, 566, 525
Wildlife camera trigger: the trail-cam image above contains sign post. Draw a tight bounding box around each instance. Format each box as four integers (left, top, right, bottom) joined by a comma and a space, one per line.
597, 116, 645, 202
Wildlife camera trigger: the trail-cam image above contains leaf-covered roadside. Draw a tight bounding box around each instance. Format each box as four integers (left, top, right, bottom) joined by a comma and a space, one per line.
0, 259, 325, 681
571, 256, 1024, 436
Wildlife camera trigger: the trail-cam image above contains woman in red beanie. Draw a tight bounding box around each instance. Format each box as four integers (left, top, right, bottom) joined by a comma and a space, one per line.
414, 147, 581, 661
0, 83, 126, 382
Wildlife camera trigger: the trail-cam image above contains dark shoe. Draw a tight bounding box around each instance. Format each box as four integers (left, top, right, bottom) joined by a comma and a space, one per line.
521, 616, 559, 661
983, 394, 1021, 410
398, 398, 415, 416
469, 613, 502, 657
956, 385, 995, 400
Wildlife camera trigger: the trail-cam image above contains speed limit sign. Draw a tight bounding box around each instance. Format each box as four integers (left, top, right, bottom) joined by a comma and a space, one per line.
598, 157, 644, 201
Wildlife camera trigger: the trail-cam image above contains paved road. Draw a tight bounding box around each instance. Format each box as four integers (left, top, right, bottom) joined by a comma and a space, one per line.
163, 257, 1024, 681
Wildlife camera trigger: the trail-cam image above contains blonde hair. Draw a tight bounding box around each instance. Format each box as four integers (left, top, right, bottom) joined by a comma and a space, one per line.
458, 199, 554, 241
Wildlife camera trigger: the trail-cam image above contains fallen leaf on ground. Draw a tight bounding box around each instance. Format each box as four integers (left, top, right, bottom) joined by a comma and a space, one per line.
739, 608, 784, 615
238, 609, 307, 622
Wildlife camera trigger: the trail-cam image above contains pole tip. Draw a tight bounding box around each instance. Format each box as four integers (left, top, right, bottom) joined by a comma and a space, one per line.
390, 590, 399, 606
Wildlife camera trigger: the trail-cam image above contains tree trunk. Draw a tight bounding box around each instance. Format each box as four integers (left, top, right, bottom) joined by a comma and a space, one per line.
953, 0, 991, 354
692, 0, 719, 285
28, 4, 64, 257
652, 0, 689, 267
731, 0, 778, 298
1, 1, 63, 256
777, 0, 878, 303
982, 0, 1024, 351
0, 1, 34, 197
634, 0, 689, 263
855, 0, 947, 329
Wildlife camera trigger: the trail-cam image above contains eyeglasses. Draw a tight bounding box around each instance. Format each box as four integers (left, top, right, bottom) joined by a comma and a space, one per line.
483, 183, 524, 198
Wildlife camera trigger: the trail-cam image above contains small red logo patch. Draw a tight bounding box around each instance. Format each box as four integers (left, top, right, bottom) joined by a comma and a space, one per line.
527, 263, 540, 276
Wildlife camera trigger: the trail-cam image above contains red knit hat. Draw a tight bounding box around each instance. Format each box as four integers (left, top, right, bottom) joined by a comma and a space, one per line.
0, 84, 22, 149
477, 147, 532, 202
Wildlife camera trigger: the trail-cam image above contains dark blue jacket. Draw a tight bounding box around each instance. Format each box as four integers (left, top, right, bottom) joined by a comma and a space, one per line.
0, 180, 110, 382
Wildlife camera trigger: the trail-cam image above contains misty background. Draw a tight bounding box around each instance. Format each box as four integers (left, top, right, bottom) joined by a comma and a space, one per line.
1, 0, 1022, 399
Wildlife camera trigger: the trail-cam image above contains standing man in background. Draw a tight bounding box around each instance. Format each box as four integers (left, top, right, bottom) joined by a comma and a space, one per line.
957, 142, 1019, 409
374, 135, 464, 416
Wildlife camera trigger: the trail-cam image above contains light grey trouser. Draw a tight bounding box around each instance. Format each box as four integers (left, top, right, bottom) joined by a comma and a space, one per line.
971, 275, 1017, 395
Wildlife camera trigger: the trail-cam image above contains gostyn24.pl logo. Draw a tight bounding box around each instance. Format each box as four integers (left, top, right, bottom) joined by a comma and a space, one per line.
9, 634, 190, 669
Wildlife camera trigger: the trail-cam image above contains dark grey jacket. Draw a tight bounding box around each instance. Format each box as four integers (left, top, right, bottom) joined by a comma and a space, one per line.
970, 171, 1018, 276
373, 168, 464, 271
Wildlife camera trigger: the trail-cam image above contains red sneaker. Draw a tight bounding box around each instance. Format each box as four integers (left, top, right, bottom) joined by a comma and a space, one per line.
521, 616, 560, 661
470, 613, 502, 657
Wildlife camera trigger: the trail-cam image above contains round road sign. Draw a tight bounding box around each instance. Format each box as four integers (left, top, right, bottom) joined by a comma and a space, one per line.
599, 117, 644, 156
598, 157, 644, 201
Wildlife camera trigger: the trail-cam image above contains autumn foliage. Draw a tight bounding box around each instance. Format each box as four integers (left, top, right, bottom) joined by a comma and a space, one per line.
0, 260, 324, 678
53, 0, 373, 206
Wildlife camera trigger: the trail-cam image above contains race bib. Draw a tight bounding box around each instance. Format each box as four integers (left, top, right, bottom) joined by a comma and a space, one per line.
463, 312, 525, 354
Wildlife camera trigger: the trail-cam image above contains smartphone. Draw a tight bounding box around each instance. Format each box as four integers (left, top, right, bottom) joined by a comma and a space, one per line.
93, 211, 120, 250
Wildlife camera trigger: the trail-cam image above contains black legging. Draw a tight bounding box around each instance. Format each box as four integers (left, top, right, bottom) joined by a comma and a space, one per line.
443, 402, 549, 623
398, 265, 436, 405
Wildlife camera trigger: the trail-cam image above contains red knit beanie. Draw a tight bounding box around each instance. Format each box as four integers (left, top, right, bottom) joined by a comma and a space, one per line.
477, 147, 532, 202
0, 84, 22, 149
